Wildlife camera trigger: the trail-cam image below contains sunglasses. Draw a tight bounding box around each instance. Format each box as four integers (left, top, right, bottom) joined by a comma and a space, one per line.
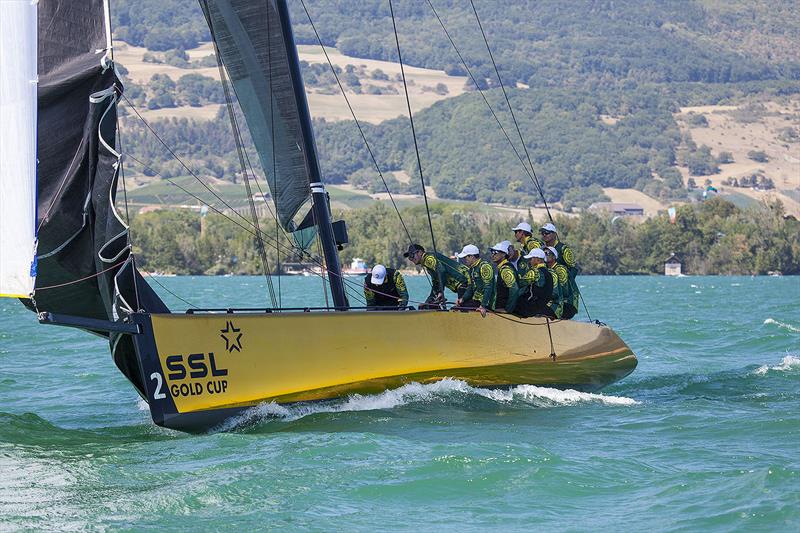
540, 230, 553, 235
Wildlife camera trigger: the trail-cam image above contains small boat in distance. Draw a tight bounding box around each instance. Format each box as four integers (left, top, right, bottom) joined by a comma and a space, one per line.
0, 0, 636, 432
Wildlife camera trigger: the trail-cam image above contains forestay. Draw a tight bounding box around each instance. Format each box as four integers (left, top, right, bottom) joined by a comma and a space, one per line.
0, 0, 37, 298
200, 0, 315, 231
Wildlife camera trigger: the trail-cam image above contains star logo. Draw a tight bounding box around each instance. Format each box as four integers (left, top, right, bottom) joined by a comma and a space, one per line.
220, 320, 243, 353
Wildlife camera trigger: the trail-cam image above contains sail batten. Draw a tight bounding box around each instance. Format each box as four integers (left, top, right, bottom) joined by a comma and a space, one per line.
200, 0, 313, 230
0, 0, 38, 298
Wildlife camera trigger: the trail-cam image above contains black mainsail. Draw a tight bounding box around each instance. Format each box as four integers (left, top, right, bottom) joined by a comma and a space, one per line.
199, 0, 347, 307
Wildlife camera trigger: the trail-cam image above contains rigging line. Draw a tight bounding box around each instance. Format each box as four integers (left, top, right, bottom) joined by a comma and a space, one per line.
123, 154, 260, 236
118, 92, 260, 232
208, 20, 277, 308
469, 0, 553, 222
427, 0, 538, 191
140, 270, 197, 309
299, 0, 414, 246
124, 152, 373, 302
388, 0, 438, 256
35, 259, 128, 291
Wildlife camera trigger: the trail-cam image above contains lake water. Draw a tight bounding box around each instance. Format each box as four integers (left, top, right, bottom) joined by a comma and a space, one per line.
1, 275, 798, 531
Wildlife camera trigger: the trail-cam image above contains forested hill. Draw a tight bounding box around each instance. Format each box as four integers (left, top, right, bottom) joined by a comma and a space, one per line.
113, 0, 800, 88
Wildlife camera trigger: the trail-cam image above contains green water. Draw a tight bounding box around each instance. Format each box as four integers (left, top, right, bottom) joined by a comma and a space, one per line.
1, 276, 798, 531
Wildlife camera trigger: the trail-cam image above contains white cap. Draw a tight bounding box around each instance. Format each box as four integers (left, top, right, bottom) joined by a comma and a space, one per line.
511, 222, 532, 233
490, 240, 512, 254
457, 244, 480, 258
370, 264, 387, 285
546, 246, 558, 259
523, 248, 546, 260
541, 222, 557, 233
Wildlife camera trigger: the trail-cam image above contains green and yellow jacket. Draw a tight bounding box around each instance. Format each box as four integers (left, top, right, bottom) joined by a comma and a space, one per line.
553, 263, 577, 312
421, 251, 468, 301
494, 258, 520, 313
520, 234, 544, 254
548, 265, 565, 318
462, 258, 496, 308
553, 240, 580, 309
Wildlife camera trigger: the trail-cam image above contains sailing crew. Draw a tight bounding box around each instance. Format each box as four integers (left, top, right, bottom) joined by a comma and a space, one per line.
545, 246, 577, 319
544, 247, 565, 319
403, 243, 468, 308
490, 241, 519, 314
455, 244, 495, 317
512, 222, 543, 255
514, 248, 556, 319
539, 222, 580, 317
364, 264, 408, 310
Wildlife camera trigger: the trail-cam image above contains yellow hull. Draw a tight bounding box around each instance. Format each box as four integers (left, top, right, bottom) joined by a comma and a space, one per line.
131, 310, 636, 430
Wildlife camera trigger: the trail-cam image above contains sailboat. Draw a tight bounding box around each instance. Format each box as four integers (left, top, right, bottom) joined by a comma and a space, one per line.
0, 0, 637, 432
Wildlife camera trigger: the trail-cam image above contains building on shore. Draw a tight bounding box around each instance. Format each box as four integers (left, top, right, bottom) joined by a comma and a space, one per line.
664, 253, 682, 276
589, 202, 645, 216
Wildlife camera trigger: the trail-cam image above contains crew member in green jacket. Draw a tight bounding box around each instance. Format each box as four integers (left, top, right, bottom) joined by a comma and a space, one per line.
455, 244, 495, 317
512, 222, 543, 255
363, 264, 408, 310
545, 246, 577, 319
544, 247, 565, 318
403, 243, 468, 307
515, 248, 556, 319
540, 223, 579, 317
507, 244, 528, 278
489, 241, 519, 314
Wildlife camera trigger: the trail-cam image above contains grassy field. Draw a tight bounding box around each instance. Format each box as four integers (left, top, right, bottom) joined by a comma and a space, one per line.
675, 99, 800, 217
117, 41, 467, 124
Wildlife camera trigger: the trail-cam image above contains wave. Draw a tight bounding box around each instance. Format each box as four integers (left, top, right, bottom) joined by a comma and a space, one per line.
763, 318, 800, 333
215, 378, 638, 431
753, 355, 800, 376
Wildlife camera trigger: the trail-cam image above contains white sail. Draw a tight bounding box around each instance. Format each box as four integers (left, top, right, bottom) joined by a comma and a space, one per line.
0, 0, 38, 298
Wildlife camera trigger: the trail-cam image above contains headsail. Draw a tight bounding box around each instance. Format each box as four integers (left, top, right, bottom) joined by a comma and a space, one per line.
32, 0, 169, 324
199, 0, 314, 230
0, 1, 37, 298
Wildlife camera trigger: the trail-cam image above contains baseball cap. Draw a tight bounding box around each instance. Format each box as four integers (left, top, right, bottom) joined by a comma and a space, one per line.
370, 264, 387, 285
540, 223, 557, 233
523, 248, 546, 260
511, 222, 532, 233
457, 244, 480, 258
490, 240, 512, 254
403, 243, 425, 258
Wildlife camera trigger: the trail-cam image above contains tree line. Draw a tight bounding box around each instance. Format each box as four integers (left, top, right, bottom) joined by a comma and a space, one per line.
129, 197, 800, 276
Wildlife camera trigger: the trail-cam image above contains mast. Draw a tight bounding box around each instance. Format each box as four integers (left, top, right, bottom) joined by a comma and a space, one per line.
275, 0, 347, 309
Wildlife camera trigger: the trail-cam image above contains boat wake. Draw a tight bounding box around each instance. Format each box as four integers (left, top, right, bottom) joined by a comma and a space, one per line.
763, 318, 800, 333
753, 355, 800, 376
215, 378, 638, 431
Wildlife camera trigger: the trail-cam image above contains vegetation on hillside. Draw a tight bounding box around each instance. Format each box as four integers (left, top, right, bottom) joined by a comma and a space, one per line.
130, 198, 800, 276
112, 0, 800, 88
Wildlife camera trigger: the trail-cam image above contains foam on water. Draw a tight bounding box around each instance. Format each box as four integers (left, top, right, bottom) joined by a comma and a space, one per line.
764, 318, 800, 333
753, 355, 800, 376
216, 378, 638, 431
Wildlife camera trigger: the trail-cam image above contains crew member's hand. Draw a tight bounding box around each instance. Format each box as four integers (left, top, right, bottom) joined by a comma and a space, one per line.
455, 298, 462, 306
435, 292, 444, 303
478, 306, 487, 318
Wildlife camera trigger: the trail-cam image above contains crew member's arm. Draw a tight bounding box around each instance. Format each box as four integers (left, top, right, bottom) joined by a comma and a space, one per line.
461, 274, 475, 304
562, 245, 579, 278
394, 271, 409, 308
364, 286, 376, 309
422, 254, 442, 301
502, 268, 520, 313
479, 262, 495, 309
